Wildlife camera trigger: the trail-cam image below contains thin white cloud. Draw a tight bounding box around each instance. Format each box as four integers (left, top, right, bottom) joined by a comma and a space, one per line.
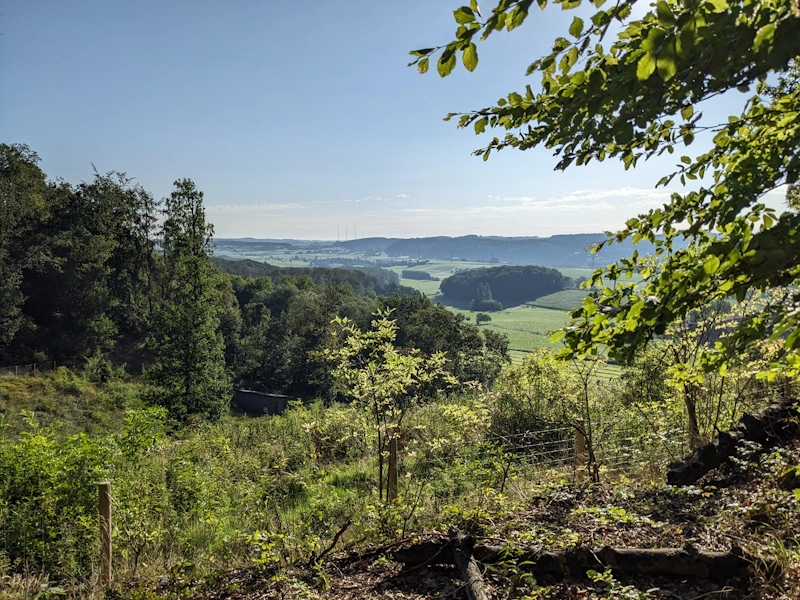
207, 203, 307, 213
554, 187, 672, 203
401, 201, 615, 216
483, 187, 672, 210
397, 193, 411, 198
311, 196, 386, 205
485, 195, 537, 203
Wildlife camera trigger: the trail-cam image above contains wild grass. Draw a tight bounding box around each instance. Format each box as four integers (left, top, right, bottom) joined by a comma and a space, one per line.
0, 368, 143, 437
451, 305, 570, 352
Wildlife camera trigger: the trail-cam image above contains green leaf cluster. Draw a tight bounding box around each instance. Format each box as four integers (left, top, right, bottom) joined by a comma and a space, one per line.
415, 0, 800, 377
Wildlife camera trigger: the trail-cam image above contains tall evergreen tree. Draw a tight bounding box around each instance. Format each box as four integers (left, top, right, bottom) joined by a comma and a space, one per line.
147, 179, 231, 422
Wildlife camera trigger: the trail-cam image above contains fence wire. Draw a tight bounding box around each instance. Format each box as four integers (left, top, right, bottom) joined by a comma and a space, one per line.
0, 352, 116, 378
400, 384, 788, 488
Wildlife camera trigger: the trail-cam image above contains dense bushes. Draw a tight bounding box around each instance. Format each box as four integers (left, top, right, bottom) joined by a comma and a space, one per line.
470, 299, 503, 312
441, 265, 566, 307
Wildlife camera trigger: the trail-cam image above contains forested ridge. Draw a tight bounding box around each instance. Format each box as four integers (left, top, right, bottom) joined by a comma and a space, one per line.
331, 234, 670, 266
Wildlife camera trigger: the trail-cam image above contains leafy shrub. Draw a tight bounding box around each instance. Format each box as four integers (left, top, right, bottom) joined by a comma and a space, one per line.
0, 414, 111, 577
82, 356, 123, 384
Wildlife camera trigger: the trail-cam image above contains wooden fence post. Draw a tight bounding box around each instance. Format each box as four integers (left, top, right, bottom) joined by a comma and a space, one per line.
387, 436, 398, 503
99, 482, 112, 588
575, 419, 586, 481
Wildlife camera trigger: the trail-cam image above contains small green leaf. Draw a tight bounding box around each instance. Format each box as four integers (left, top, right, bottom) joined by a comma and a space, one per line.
656, 1, 675, 27
656, 41, 677, 81
462, 43, 479, 72
636, 52, 656, 81
437, 52, 457, 77
569, 16, 584, 38
753, 23, 776, 51
681, 105, 694, 120
707, 0, 728, 13
703, 255, 720, 274
474, 116, 488, 134
417, 57, 429, 74
454, 6, 476, 24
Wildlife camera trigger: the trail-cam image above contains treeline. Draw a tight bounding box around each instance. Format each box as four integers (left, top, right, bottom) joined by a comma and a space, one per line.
401, 270, 438, 281
212, 258, 411, 296
0, 144, 510, 421
440, 265, 567, 307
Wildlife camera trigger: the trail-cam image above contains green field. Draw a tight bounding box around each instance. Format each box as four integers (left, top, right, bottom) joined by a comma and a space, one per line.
528, 289, 589, 311
507, 350, 623, 379
453, 304, 569, 352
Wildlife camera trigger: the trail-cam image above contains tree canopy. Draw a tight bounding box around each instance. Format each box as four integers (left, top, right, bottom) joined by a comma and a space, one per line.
440, 264, 566, 306
414, 0, 800, 378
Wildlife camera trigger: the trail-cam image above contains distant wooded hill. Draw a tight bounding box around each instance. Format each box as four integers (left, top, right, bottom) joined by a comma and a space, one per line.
335, 234, 661, 267
211, 258, 413, 297
440, 265, 567, 307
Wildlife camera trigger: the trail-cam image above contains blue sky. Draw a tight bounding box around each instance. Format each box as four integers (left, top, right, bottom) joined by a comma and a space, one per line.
1, 1, 786, 239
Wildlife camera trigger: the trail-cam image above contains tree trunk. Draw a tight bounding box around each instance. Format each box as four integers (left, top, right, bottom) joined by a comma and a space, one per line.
685, 385, 702, 450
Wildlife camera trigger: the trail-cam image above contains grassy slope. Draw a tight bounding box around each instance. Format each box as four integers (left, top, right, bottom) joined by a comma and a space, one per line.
0, 369, 144, 436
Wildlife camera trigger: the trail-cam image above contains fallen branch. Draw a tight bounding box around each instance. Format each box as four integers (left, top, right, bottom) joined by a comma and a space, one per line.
450, 529, 489, 600
392, 538, 763, 584
310, 519, 352, 565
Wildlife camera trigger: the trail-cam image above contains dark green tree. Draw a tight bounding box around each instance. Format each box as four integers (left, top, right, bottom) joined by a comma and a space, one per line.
0, 146, 158, 362
0, 145, 50, 359
147, 179, 231, 422
476, 282, 492, 302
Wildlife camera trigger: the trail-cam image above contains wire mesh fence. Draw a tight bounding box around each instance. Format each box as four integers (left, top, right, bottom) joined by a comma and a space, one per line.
0, 352, 116, 378
400, 381, 791, 491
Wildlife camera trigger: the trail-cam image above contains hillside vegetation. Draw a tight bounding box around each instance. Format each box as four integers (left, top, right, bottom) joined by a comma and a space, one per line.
1, 352, 797, 599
